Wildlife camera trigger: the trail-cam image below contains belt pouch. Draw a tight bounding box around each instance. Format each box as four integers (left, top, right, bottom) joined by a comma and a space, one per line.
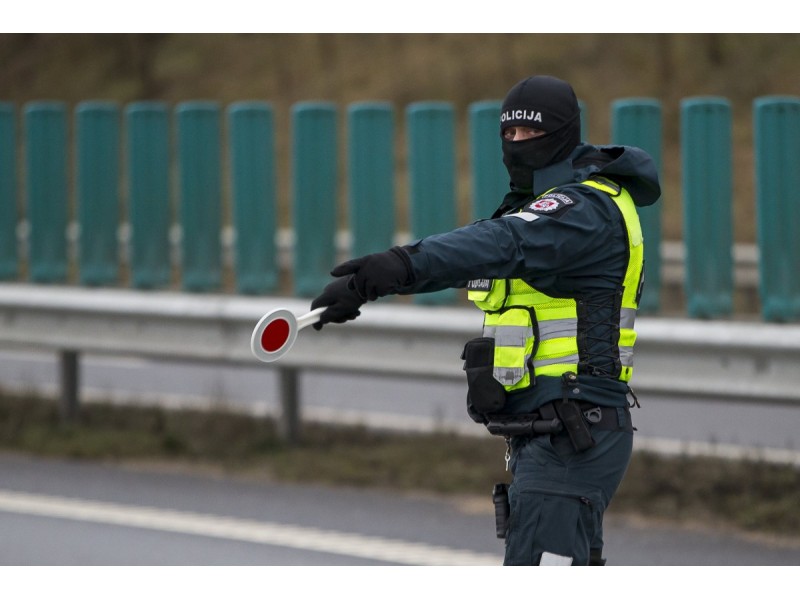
462, 337, 506, 415
492, 483, 510, 539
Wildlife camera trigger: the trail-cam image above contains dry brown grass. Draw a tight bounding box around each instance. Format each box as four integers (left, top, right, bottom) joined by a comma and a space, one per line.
1, 391, 799, 541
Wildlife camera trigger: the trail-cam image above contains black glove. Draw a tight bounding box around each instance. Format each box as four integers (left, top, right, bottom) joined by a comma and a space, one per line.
330, 247, 414, 302
310, 275, 365, 330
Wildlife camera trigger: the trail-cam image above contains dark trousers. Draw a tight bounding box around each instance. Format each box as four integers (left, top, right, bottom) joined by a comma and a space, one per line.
503, 426, 633, 565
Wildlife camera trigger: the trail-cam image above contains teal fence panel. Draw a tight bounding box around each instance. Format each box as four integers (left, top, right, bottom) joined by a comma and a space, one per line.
406, 102, 457, 305
347, 102, 395, 258
177, 101, 222, 292
126, 101, 171, 289
578, 99, 589, 142
468, 101, 506, 221
24, 101, 69, 283
292, 102, 338, 297
76, 101, 120, 286
228, 101, 278, 295
611, 99, 663, 314
754, 96, 800, 322
0, 103, 17, 279
680, 98, 733, 318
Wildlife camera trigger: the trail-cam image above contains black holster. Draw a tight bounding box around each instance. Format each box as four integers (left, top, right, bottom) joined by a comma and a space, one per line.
557, 372, 596, 452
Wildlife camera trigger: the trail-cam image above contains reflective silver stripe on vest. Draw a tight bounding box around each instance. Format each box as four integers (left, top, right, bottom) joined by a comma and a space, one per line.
620, 307, 636, 330
538, 317, 578, 340
619, 345, 634, 367
482, 325, 532, 346
533, 353, 580, 368
494, 366, 526, 384
619, 307, 636, 368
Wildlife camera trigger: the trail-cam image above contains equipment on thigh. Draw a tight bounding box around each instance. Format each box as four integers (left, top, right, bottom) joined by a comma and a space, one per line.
503, 484, 597, 566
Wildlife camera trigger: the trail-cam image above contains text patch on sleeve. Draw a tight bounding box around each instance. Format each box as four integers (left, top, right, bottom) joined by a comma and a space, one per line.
524, 193, 577, 219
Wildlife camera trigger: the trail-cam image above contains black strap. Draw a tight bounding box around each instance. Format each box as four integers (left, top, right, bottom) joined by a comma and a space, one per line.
483, 402, 630, 438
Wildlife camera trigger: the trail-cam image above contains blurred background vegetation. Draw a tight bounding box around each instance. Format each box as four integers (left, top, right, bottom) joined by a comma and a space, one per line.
2, 33, 799, 244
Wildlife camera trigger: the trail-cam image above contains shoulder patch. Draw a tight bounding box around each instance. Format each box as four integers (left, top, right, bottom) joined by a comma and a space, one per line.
523, 193, 578, 218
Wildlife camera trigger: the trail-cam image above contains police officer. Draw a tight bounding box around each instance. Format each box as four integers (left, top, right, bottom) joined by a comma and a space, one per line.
310, 75, 661, 565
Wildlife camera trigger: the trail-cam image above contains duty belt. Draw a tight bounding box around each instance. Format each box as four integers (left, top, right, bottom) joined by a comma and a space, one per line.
484, 401, 633, 439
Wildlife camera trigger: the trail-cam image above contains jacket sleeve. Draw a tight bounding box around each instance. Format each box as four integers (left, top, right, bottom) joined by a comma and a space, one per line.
399, 186, 625, 295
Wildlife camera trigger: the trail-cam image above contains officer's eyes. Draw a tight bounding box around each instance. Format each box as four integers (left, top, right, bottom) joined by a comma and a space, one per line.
503, 127, 545, 141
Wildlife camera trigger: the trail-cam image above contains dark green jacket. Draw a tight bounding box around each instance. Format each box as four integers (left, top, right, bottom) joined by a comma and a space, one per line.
400, 143, 661, 410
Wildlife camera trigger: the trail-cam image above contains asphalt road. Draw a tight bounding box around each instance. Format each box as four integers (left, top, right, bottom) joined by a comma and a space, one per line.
2, 349, 800, 572
0, 453, 798, 567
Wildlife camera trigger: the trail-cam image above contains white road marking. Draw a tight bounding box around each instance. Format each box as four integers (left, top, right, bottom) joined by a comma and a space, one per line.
0, 489, 500, 566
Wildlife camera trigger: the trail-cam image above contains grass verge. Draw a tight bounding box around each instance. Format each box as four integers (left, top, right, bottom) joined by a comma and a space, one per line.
1, 391, 798, 542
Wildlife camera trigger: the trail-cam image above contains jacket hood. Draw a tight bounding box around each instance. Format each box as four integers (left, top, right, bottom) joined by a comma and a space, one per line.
570, 143, 661, 207
494, 142, 661, 216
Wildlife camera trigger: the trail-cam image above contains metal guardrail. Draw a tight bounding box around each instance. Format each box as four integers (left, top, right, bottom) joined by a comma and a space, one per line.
1, 283, 799, 441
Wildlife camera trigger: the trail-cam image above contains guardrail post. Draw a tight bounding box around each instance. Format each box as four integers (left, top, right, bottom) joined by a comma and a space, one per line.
126, 101, 171, 289
228, 101, 279, 295
291, 102, 338, 298
347, 102, 396, 257
24, 101, 69, 283
406, 101, 457, 305
177, 101, 223, 292
611, 99, 663, 314
754, 96, 800, 322
0, 102, 17, 280
76, 101, 121, 286
278, 367, 300, 443
59, 349, 80, 422
680, 97, 733, 318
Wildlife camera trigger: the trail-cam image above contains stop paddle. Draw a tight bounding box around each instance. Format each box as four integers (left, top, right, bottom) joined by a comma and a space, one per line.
250, 306, 326, 362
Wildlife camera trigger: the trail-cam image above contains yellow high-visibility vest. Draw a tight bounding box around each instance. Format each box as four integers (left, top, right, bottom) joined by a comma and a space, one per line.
467, 177, 644, 392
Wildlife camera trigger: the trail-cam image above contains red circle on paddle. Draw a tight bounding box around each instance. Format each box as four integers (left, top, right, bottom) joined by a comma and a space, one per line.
251, 306, 324, 363
261, 318, 290, 352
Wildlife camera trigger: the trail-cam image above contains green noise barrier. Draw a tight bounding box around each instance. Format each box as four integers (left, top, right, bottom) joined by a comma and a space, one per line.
680, 97, 733, 318
406, 101, 457, 305
228, 101, 279, 295
0, 95, 797, 323
126, 101, 172, 289
611, 98, 663, 314
0, 103, 17, 280
76, 101, 121, 286
754, 96, 800, 322
347, 102, 396, 258
177, 101, 223, 292
291, 102, 338, 298
468, 101, 507, 221
25, 101, 69, 283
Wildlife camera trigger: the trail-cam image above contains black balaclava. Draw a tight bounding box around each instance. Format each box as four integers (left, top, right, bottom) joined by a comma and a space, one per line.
500, 75, 581, 191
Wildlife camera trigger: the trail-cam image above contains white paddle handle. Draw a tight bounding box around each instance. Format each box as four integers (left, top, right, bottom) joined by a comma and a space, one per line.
296, 307, 326, 331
